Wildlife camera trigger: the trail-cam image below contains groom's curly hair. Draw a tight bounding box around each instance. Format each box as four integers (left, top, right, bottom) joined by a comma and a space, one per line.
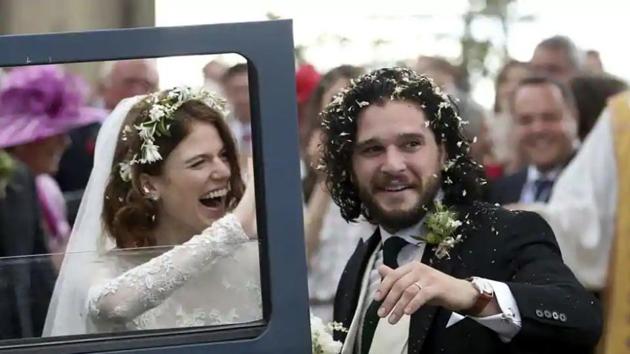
319, 67, 485, 222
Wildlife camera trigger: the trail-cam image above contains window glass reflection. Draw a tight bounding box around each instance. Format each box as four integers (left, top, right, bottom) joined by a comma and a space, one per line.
0, 56, 261, 340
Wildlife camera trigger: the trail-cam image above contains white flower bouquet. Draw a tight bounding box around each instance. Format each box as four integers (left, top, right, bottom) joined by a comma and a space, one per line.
310, 314, 346, 354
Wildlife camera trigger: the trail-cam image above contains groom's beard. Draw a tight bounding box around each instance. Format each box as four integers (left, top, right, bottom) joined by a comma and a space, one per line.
358, 175, 441, 232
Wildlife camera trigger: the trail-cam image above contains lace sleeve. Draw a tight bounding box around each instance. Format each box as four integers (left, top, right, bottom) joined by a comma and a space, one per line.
87, 213, 249, 323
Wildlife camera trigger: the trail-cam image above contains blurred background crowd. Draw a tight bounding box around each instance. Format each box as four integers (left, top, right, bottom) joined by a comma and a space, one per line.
0, 0, 628, 351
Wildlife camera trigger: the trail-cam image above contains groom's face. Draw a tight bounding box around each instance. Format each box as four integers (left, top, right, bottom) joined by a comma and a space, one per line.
351, 100, 444, 231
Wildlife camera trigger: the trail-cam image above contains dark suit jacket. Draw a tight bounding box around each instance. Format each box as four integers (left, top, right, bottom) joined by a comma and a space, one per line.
488, 168, 528, 205
55, 122, 102, 224
0, 161, 55, 339
490, 151, 577, 206
56, 122, 101, 193
333, 202, 602, 354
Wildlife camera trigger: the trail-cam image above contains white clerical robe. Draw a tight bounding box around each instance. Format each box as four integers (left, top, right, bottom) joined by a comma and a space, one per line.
527, 110, 617, 291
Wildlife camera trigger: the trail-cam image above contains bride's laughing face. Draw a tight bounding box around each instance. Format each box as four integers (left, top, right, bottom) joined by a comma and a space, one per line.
146, 120, 232, 238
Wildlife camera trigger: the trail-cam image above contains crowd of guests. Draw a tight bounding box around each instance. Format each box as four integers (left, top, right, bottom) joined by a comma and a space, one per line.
0, 34, 627, 347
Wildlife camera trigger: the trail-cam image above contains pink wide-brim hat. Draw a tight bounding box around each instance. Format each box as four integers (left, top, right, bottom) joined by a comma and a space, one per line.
0, 65, 107, 149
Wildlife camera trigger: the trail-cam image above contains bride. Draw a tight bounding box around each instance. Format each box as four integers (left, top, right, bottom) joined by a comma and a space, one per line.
43, 87, 261, 335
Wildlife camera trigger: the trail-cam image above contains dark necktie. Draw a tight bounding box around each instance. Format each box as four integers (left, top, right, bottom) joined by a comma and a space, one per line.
360, 236, 409, 354
534, 178, 554, 202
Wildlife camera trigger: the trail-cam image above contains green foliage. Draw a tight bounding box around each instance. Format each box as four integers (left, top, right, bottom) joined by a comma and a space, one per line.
0, 150, 15, 198
0, 150, 13, 177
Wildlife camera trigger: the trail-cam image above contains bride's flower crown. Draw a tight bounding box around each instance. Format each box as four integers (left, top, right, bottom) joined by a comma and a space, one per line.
118, 86, 227, 182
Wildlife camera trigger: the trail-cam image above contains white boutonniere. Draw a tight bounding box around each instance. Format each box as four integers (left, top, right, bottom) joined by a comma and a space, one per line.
310, 314, 346, 354
421, 201, 463, 260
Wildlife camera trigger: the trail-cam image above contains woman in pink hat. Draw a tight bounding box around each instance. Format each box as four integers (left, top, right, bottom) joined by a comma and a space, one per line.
0, 65, 106, 259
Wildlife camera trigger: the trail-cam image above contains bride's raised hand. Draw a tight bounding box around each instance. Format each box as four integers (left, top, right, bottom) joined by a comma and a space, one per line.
233, 158, 257, 239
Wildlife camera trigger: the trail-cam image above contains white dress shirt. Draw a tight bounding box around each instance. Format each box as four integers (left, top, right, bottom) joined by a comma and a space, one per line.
227, 117, 252, 155
358, 218, 522, 348
519, 165, 563, 203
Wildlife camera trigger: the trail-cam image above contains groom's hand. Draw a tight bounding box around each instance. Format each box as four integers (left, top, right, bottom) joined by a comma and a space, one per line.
373, 262, 481, 324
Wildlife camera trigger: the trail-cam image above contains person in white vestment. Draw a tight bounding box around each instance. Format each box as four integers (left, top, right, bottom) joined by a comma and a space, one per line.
43, 87, 261, 336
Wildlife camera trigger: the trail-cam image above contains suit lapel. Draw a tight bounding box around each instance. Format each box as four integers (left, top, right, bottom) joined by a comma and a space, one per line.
408, 242, 456, 353
335, 213, 463, 353
334, 228, 381, 342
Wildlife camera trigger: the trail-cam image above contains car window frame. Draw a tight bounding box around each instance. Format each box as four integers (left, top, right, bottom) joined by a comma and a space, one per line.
0, 19, 310, 354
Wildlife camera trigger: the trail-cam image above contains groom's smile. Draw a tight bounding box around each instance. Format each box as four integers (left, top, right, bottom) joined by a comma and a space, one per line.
372, 176, 418, 206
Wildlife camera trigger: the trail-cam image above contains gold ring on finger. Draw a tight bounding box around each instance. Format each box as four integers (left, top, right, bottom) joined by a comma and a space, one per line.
413, 282, 423, 291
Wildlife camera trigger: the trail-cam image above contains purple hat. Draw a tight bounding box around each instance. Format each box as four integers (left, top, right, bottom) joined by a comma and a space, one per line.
0, 65, 107, 149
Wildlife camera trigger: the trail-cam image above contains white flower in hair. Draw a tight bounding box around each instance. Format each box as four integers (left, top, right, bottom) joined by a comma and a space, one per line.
168, 86, 196, 107
149, 105, 167, 122
136, 124, 155, 141
139, 140, 162, 164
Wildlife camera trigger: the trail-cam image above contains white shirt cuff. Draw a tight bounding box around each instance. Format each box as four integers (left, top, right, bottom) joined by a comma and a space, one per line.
446, 278, 522, 342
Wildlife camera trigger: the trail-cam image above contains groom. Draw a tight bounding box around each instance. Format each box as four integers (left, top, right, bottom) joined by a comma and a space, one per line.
319, 68, 602, 354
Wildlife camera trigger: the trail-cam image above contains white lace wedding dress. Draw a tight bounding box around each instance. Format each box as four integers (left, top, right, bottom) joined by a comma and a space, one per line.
43, 96, 262, 336
85, 214, 262, 333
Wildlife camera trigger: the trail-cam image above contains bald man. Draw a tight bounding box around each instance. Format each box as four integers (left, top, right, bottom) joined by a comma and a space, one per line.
530, 36, 582, 85
100, 59, 159, 110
